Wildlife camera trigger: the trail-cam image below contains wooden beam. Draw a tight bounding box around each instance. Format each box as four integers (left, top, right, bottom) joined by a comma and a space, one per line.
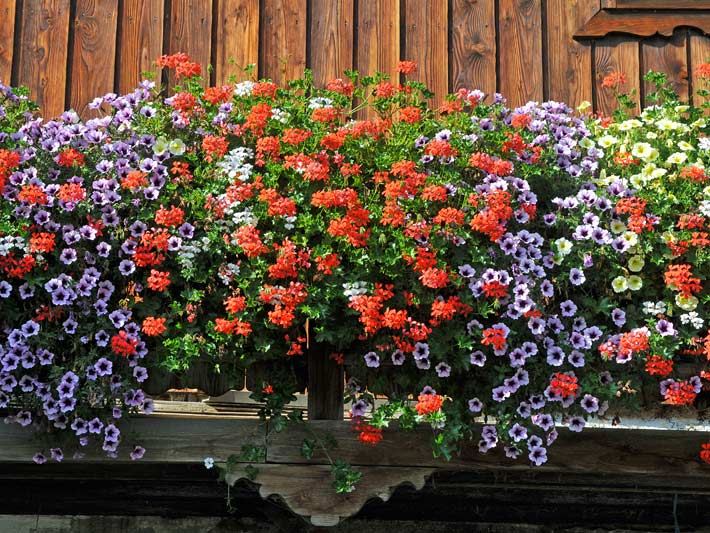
307, 342, 344, 420
576, 10, 710, 39
2, 413, 710, 526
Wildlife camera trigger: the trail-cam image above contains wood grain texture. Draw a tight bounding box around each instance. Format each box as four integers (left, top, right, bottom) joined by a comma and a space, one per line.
546, 0, 599, 106
69, 0, 119, 117
117, 0, 164, 94
259, 0, 307, 84
615, 0, 710, 7
307, 343, 344, 420
15, 0, 71, 116
3, 414, 710, 525
404, 0, 448, 108
237, 463, 433, 526
576, 10, 710, 39
214, 0, 259, 84
355, 0, 400, 79
450, 0, 496, 97
309, 0, 354, 86
356, 0, 400, 119
167, 0, 212, 88
498, 0, 543, 106
690, 32, 710, 108
594, 36, 641, 115
0, 0, 15, 84
642, 31, 689, 104
0, 416, 265, 463
3, 415, 710, 478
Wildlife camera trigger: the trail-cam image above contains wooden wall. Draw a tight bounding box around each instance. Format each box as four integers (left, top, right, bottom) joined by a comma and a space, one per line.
0, 0, 709, 118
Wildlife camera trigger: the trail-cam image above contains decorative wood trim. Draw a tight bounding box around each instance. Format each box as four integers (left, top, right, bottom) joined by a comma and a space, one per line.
2, 410, 710, 524
576, 10, 710, 39
613, 0, 710, 9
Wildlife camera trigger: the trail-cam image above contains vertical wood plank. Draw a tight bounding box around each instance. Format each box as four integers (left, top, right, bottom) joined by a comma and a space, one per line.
0, 0, 16, 83
404, 0, 448, 108
546, 0, 598, 107
16, 0, 71, 116
356, 0, 400, 118
594, 36, 640, 116
689, 32, 710, 108
356, 0, 400, 80
307, 343, 344, 420
450, 0, 496, 97
214, 0, 259, 85
117, 0, 164, 94
309, 0, 354, 87
498, 0, 543, 107
168, 0, 213, 87
70, 0, 119, 117
642, 31, 689, 105
259, 0, 307, 84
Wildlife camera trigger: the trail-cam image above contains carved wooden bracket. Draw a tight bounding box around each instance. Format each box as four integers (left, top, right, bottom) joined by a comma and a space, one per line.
226, 464, 434, 527
3, 409, 710, 526
576, 6, 710, 39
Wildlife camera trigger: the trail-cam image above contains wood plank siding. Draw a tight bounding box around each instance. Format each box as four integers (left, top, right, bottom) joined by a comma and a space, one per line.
1, 1, 709, 117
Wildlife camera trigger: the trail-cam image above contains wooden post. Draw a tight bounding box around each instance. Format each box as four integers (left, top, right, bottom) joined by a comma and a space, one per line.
307, 342, 344, 420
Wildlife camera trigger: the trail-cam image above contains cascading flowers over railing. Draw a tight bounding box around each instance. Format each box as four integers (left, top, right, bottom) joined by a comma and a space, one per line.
0, 53, 709, 492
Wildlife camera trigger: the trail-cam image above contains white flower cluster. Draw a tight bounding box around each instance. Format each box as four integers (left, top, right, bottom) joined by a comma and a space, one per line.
308, 97, 333, 109
343, 281, 369, 299
642, 301, 666, 315
680, 312, 704, 329
224, 207, 257, 227
270, 107, 290, 123
0, 236, 27, 256
216, 146, 254, 180
218, 263, 240, 285
176, 238, 209, 273
233, 81, 254, 97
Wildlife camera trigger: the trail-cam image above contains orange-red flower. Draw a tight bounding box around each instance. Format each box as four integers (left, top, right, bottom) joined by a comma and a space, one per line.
17, 184, 48, 205
700, 443, 710, 464
415, 394, 444, 415
680, 165, 708, 183
142, 317, 167, 336
645, 355, 674, 377
315, 253, 340, 275
398, 60, 417, 75
121, 170, 148, 190
481, 326, 507, 351
353, 418, 384, 445
233, 225, 269, 258
663, 381, 697, 406
57, 148, 85, 168
696, 63, 710, 79
419, 267, 449, 288
203, 85, 232, 104
550, 372, 579, 398
311, 107, 339, 123
29, 232, 56, 253
202, 135, 229, 162
664, 264, 702, 297
601, 71, 627, 89
146, 270, 171, 292
0, 149, 21, 192
326, 78, 354, 96
155, 206, 185, 227
399, 106, 422, 124
432, 207, 465, 226
111, 330, 138, 357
